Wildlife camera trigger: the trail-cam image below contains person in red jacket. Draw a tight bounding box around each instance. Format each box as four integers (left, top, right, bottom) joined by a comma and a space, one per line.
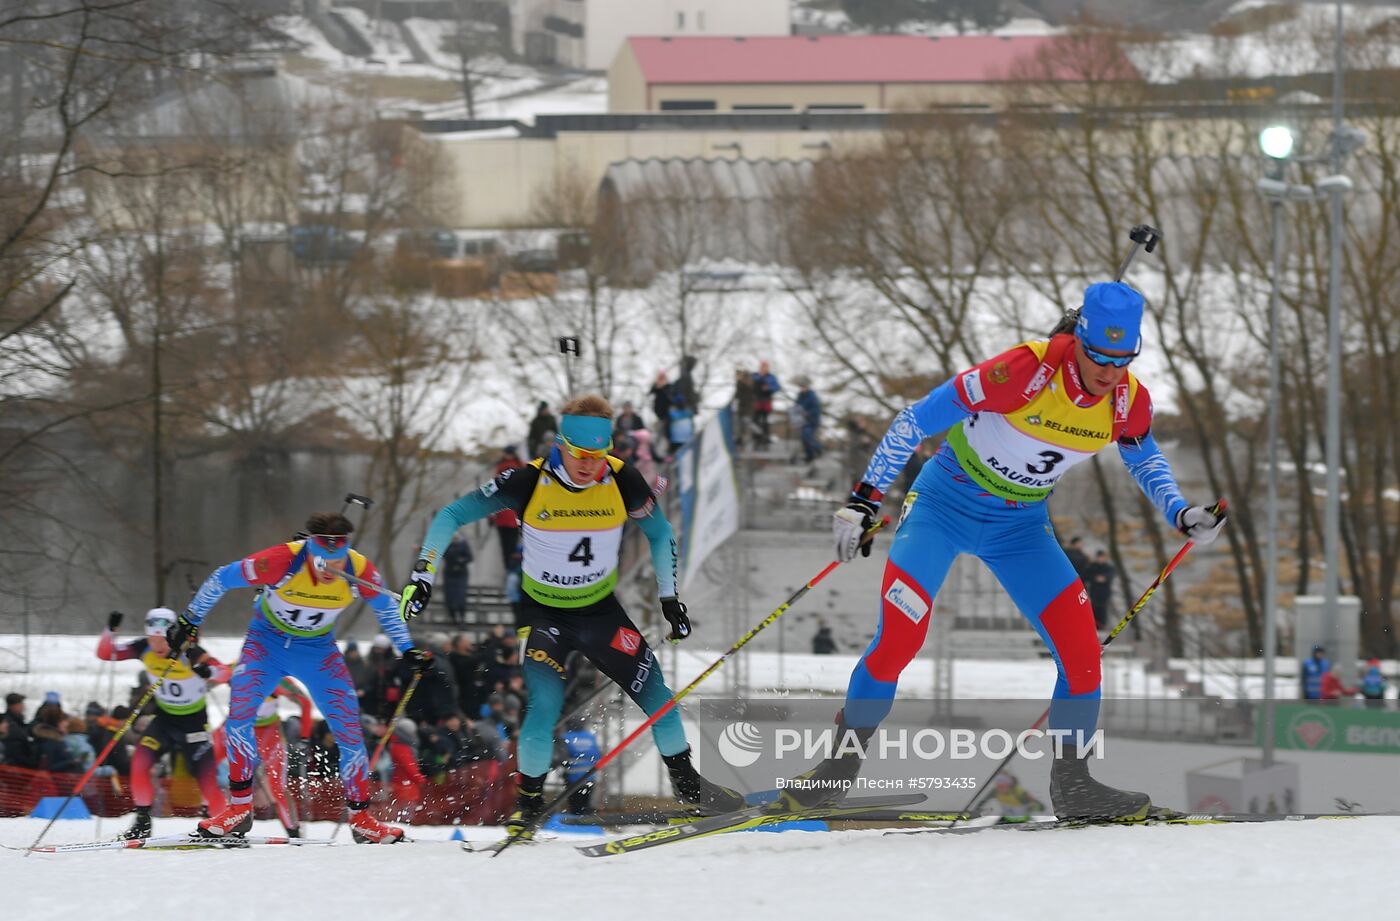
1320, 669, 1357, 700
491, 445, 525, 568
388, 718, 428, 821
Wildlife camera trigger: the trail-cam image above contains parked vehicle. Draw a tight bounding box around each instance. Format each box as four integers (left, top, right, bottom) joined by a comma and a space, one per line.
510, 248, 558, 273
396, 228, 461, 260
292, 224, 360, 263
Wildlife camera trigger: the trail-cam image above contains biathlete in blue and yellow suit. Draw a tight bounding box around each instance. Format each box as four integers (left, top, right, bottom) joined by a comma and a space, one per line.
399, 394, 744, 838
800, 282, 1227, 819
164, 511, 433, 843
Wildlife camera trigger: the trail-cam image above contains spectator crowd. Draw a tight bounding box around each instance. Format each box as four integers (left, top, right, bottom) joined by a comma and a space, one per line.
0, 629, 607, 821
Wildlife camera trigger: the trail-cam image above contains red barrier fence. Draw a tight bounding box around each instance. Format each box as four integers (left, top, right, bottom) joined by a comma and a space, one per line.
0, 763, 515, 826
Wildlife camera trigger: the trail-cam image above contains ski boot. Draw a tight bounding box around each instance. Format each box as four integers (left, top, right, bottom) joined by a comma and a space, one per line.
663, 748, 746, 813
502, 773, 546, 842
776, 719, 875, 810
196, 801, 253, 838
118, 806, 152, 840
349, 809, 405, 844
1049, 747, 1150, 821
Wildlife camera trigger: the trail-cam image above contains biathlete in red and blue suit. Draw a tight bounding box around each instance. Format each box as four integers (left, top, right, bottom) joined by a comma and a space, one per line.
165, 511, 432, 843
796, 282, 1227, 818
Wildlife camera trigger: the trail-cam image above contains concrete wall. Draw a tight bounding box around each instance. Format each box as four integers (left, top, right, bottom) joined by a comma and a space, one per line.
420, 126, 869, 227
606, 41, 648, 112
645, 82, 880, 112
611, 79, 1044, 114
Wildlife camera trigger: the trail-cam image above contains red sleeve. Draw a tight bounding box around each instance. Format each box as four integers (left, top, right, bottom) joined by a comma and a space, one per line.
238, 544, 297, 586
295, 689, 314, 739
205, 657, 233, 685
1120, 380, 1155, 442
352, 558, 387, 600
952, 344, 1045, 414
97, 631, 144, 661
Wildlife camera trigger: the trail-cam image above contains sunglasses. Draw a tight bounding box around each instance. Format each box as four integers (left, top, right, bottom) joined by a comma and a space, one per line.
310, 533, 350, 549
560, 436, 611, 460
1079, 339, 1138, 368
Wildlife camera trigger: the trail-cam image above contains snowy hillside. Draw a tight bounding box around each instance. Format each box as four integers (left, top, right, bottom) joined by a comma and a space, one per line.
270, 14, 606, 120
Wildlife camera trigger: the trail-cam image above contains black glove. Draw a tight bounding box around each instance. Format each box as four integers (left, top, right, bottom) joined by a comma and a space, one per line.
187, 644, 212, 678
106, 611, 123, 631
166, 613, 198, 654
398, 561, 435, 621
404, 647, 434, 675
661, 597, 691, 642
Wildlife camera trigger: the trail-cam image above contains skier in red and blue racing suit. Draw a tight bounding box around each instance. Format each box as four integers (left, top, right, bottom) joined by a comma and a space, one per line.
795, 282, 1227, 819
166, 510, 432, 843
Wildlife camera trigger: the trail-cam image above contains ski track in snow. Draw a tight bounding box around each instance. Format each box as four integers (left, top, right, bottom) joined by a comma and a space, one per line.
4, 813, 1397, 920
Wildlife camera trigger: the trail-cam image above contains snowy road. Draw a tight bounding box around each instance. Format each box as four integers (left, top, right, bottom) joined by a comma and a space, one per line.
4, 813, 1395, 921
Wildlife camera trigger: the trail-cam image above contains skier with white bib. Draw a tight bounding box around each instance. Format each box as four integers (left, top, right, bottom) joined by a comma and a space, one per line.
798, 281, 1226, 819
400, 394, 744, 840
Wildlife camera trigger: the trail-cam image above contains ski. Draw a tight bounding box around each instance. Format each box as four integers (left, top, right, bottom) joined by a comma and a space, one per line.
556, 809, 710, 828
28, 834, 337, 853
887, 811, 1367, 838
577, 794, 953, 858
558, 807, 962, 829
461, 833, 557, 855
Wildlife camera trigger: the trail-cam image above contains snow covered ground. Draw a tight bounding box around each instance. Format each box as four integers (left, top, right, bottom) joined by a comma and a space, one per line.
5, 811, 1398, 920
272, 14, 606, 121
6, 630, 1398, 919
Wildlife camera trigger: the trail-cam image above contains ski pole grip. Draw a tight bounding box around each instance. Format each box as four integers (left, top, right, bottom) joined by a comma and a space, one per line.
858, 515, 891, 549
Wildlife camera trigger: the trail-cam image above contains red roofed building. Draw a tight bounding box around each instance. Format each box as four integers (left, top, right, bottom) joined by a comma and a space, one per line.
609, 34, 1141, 112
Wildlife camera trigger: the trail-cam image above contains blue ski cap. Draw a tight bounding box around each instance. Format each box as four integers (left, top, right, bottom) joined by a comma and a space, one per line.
558, 414, 612, 452
1078, 282, 1144, 353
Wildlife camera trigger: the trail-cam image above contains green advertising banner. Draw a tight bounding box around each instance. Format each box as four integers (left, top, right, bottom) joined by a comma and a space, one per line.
1265, 704, 1400, 754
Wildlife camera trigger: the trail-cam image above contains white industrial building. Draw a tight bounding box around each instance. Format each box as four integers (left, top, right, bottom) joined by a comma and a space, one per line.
510, 0, 790, 71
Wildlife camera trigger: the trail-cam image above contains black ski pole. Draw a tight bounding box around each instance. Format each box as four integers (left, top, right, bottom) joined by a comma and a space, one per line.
331, 671, 421, 842
959, 501, 1224, 820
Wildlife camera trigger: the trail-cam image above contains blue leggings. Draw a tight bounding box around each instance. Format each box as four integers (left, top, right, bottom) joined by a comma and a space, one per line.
226, 615, 370, 803
845, 456, 1102, 739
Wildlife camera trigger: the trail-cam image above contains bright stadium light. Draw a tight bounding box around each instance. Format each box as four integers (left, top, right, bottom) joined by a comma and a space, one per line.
1259, 124, 1295, 160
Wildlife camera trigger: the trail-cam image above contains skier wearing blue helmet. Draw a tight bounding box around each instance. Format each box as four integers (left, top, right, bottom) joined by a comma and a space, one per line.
793, 276, 1227, 820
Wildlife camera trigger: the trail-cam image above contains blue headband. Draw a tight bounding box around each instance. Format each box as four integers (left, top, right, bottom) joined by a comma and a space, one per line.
558, 414, 613, 451
307, 535, 350, 561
